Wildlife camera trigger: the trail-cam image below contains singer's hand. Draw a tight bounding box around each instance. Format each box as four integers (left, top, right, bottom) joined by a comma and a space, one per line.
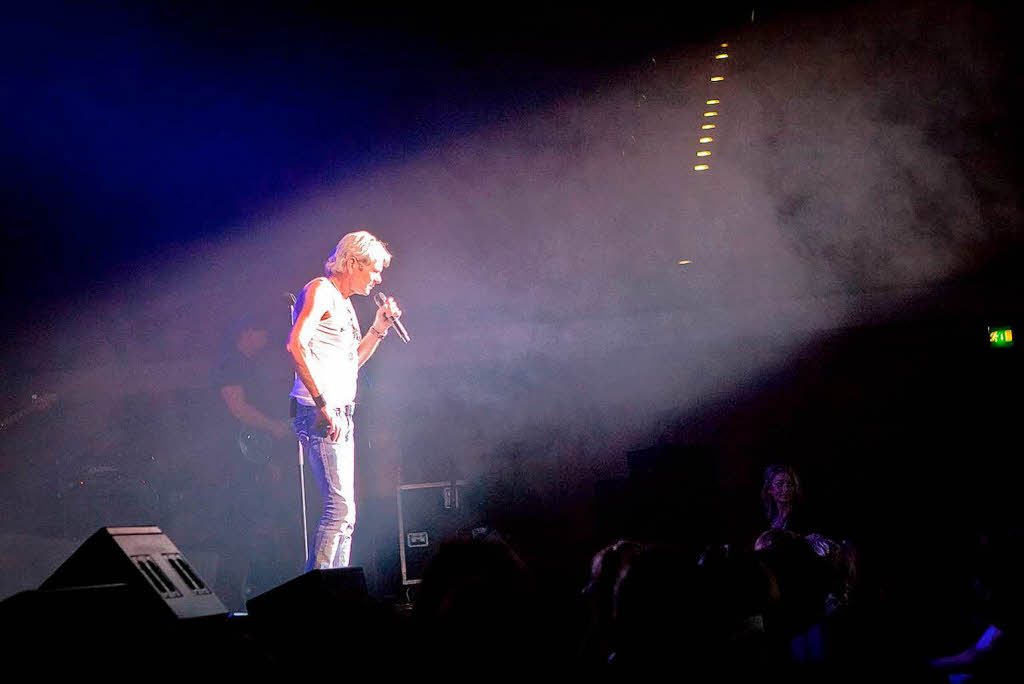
373, 296, 402, 331
317, 406, 343, 442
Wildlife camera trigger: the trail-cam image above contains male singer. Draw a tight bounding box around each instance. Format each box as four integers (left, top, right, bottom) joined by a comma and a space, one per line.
287, 231, 401, 569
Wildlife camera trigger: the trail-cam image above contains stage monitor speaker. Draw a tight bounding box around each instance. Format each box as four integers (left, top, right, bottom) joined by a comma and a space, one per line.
39, 525, 227, 621
246, 567, 367, 624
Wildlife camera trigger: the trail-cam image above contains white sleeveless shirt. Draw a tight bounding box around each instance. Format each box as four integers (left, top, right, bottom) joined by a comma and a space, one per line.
290, 277, 362, 407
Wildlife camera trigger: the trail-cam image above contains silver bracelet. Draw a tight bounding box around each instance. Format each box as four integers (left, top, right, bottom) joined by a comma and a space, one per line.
370, 326, 388, 339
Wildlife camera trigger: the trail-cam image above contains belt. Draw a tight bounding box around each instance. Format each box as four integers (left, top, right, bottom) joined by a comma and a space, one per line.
299, 401, 355, 417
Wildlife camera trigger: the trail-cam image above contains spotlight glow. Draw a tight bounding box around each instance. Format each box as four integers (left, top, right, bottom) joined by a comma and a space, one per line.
703, 111, 719, 117
678, 260, 693, 265
710, 76, 725, 82
694, 164, 710, 171
701, 124, 716, 130
706, 99, 720, 105
715, 53, 729, 59
696, 151, 711, 157
720, 43, 729, 47
699, 136, 713, 143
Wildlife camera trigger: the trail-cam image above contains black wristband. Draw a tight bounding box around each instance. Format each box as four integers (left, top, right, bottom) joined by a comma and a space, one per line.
312, 394, 327, 409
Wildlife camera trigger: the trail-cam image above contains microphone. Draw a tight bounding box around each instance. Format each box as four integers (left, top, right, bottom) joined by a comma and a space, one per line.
373, 292, 410, 343
286, 292, 297, 324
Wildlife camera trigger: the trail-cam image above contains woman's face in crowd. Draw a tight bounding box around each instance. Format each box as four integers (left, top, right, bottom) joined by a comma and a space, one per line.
770, 472, 796, 505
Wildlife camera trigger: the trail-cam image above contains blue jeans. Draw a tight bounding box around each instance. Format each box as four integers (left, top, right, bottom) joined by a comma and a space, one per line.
294, 403, 356, 570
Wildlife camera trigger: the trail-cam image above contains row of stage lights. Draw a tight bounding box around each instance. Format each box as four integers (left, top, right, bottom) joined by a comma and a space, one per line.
694, 44, 729, 172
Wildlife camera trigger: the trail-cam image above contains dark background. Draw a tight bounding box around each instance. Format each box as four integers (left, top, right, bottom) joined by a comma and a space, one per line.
0, 0, 1020, 631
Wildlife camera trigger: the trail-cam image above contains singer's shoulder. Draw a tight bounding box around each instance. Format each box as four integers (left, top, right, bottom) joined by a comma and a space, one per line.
301, 277, 332, 295
296, 278, 335, 309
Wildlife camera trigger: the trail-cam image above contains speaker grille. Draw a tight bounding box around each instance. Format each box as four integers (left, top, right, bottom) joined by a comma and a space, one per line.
164, 554, 210, 594
133, 555, 182, 598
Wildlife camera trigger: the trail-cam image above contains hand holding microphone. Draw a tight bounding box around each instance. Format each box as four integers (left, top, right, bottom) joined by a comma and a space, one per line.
373, 292, 410, 343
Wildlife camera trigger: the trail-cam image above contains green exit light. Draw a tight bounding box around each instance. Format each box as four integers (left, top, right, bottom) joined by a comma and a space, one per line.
989, 326, 1014, 348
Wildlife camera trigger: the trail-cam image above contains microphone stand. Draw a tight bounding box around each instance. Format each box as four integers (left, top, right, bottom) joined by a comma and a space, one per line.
287, 293, 310, 566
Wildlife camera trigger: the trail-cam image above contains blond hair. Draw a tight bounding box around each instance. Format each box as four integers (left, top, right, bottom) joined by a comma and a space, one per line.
324, 230, 392, 276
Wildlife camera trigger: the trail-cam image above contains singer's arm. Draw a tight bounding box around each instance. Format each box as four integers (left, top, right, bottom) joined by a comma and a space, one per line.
356, 330, 384, 368
356, 297, 402, 367
286, 279, 331, 402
